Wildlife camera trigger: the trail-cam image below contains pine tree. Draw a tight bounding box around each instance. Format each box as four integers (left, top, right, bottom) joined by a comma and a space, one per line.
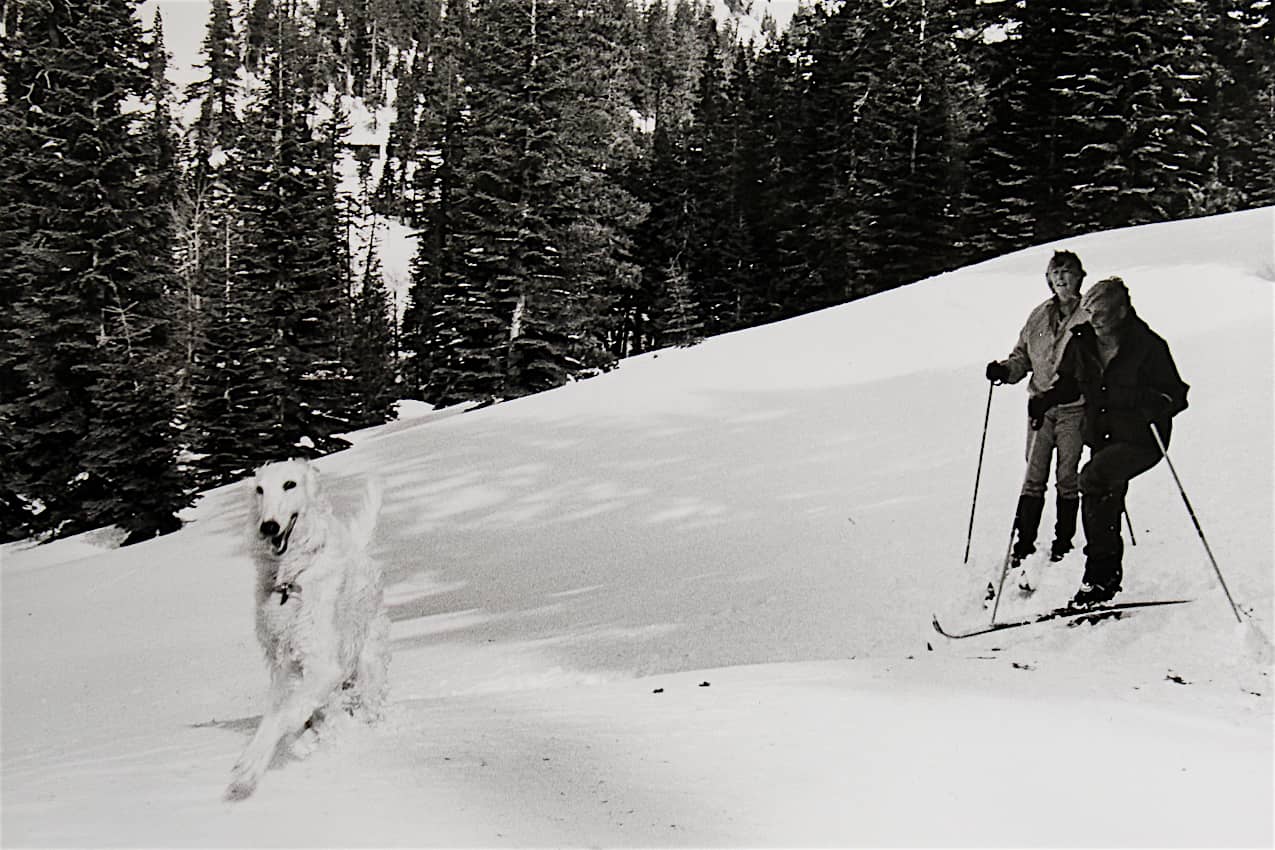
351, 264, 400, 426
966, 2, 1091, 248
185, 0, 240, 185
785, 0, 892, 305
402, 0, 470, 400
302, 102, 360, 441
0, 8, 37, 538
243, 6, 350, 452
348, 152, 399, 427
182, 0, 252, 487
1203, 0, 1275, 209
963, 12, 1037, 259
1236, 1, 1275, 206
1065, 1, 1212, 231
0, 0, 190, 540
537, 0, 645, 378
879, 0, 979, 285
421, 0, 644, 402
376, 47, 422, 219
190, 2, 352, 481
746, 29, 808, 322
117, 8, 193, 541
629, 0, 712, 352
455, 0, 566, 400
685, 18, 739, 336
651, 256, 703, 346
734, 0, 980, 310
720, 43, 771, 327
630, 120, 695, 352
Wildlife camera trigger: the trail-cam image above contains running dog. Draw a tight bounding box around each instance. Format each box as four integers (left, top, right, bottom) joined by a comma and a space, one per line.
227, 459, 389, 801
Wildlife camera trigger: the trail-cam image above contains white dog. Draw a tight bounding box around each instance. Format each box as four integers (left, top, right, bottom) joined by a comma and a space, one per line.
227, 459, 389, 801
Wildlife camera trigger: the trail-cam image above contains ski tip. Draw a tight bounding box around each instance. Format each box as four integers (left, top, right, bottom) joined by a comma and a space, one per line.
931, 614, 957, 639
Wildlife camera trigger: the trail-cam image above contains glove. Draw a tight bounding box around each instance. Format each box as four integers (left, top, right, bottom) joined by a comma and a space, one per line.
1027, 394, 1054, 430
1028, 374, 1082, 429
986, 361, 1010, 383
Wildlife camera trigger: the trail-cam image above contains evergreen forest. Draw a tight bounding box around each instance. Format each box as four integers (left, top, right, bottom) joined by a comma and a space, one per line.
1, 0, 1272, 543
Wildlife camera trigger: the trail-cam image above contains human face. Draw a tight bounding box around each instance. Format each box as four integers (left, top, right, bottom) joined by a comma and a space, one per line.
1047, 266, 1083, 306
1084, 291, 1129, 338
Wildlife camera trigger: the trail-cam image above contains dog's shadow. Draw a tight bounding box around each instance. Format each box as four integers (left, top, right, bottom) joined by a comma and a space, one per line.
191, 715, 259, 735
193, 713, 354, 763
193, 715, 315, 773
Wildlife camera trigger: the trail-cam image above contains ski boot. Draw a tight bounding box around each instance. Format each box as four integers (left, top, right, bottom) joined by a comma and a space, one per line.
1049, 496, 1079, 562
1069, 559, 1123, 609
1069, 581, 1119, 609
1010, 494, 1045, 566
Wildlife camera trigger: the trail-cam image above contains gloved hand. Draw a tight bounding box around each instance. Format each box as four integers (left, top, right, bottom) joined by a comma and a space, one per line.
1027, 375, 1081, 429
1027, 394, 1054, 430
986, 361, 1009, 383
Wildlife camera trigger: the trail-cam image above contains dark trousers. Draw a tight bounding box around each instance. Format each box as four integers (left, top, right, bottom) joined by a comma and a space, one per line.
1078, 442, 1162, 587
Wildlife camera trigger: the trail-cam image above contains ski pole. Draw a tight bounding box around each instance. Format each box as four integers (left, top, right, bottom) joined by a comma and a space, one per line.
1124, 506, 1137, 546
1149, 422, 1242, 623
964, 381, 996, 563
989, 512, 1018, 625
991, 426, 1039, 625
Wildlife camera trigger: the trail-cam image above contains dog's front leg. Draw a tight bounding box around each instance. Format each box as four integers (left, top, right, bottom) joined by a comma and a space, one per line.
226, 660, 343, 801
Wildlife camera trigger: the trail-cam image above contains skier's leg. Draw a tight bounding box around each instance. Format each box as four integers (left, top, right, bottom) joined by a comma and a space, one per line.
1075, 442, 1161, 604
1014, 415, 1054, 560
1051, 405, 1085, 560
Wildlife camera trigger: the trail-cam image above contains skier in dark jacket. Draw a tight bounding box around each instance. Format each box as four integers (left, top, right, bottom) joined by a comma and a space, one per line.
1029, 277, 1189, 607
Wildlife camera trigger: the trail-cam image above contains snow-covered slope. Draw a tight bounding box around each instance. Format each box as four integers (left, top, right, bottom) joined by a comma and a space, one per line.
3, 209, 1272, 847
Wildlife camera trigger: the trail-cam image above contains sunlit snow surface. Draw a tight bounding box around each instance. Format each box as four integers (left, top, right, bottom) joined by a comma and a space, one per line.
3, 209, 1272, 846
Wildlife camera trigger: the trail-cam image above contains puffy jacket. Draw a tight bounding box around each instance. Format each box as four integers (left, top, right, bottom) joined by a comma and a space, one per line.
999, 297, 1090, 399
1056, 312, 1189, 450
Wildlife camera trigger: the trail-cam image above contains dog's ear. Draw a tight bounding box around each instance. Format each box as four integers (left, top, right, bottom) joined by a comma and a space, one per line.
303, 461, 322, 498
245, 474, 262, 513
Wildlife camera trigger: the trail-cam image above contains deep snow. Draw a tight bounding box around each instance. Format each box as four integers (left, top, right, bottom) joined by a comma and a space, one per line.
3, 208, 1273, 847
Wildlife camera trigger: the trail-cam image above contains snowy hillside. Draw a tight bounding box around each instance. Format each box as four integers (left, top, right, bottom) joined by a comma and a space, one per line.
3, 209, 1272, 847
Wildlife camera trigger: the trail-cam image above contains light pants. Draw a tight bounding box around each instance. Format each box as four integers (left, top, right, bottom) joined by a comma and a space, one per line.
1021, 403, 1084, 500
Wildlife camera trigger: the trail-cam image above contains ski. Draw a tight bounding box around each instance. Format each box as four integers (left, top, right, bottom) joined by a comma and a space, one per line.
932, 599, 1191, 640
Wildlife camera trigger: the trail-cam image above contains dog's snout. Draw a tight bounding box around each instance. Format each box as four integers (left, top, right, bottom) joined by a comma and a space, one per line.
259, 520, 280, 538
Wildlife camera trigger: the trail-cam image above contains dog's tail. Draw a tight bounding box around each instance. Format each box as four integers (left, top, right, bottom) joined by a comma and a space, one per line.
350, 474, 383, 550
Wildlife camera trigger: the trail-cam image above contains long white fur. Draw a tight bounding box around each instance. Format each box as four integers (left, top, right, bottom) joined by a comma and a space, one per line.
227, 459, 389, 801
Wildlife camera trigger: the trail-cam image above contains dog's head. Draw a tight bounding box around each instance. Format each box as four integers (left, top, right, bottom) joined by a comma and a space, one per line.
251, 459, 320, 557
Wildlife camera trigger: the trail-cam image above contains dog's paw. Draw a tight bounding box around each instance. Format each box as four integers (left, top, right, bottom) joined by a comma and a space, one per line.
225, 774, 258, 802
354, 703, 386, 725
226, 748, 270, 801
290, 727, 320, 759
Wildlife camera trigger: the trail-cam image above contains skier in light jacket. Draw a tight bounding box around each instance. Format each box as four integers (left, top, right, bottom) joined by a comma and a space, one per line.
1030, 276, 1189, 607
985, 250, 1090, 580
